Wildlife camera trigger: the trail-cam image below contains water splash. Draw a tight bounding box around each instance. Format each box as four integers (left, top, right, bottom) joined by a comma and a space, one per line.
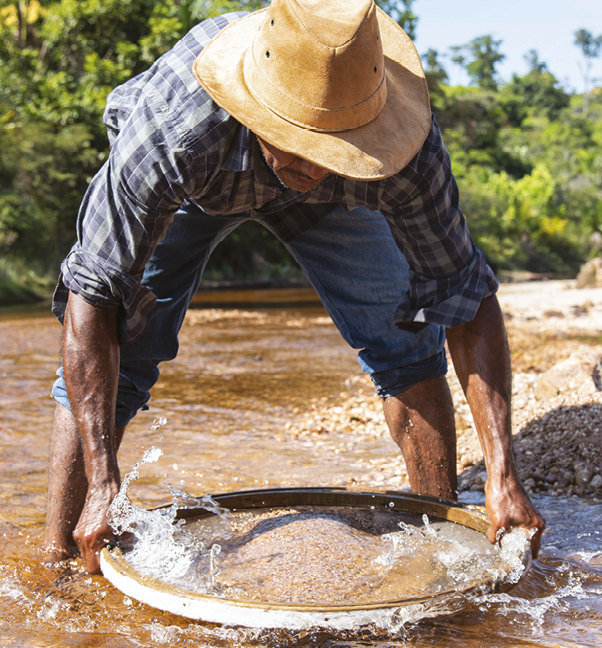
107, 447, 232, 592
150, 417, 167, 432
375, 517, 530, 595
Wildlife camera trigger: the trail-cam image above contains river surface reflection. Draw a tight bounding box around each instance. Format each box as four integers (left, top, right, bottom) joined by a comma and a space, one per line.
0, 299, 601, 647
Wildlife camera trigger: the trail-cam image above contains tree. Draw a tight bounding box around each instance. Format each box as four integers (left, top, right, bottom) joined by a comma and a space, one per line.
450, 35, 505, 91
2, 0, 601, 298
499, 51, 570, 124
574, 28, 602, 115
0, 0, 48, 48
524, 49, 547, 75
422, 47, 448, 95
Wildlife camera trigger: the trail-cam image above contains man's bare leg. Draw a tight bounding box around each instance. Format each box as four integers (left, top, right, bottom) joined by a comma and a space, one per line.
44, 403, 125, 560
383, 375, 457, 500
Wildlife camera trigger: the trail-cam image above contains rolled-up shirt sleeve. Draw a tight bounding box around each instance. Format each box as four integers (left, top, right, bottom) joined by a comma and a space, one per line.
379, 118, 498, 331
52, 92, 201, 343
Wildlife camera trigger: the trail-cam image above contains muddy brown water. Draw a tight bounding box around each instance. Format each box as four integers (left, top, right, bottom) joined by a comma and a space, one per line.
0, 295, 601, 647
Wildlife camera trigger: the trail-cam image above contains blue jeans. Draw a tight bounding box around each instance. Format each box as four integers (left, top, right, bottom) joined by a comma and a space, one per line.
53, 203, 446, 426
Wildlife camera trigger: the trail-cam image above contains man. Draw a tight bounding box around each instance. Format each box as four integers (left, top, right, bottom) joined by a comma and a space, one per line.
44, 0, 544, 574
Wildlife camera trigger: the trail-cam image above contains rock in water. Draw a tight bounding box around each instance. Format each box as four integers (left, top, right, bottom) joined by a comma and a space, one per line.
576, 258, 602, 289
535, 346, 602, 400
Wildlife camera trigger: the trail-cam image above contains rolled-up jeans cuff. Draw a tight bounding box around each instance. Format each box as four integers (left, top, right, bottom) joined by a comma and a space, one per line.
368, 349, 448, 398
52, 366, 147, 428
51, 366, 70, 410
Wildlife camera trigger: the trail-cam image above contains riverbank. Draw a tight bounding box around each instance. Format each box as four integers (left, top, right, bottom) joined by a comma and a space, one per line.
0, 274, 45, 306
288, 280, 602, 502
0, 269, 564, 307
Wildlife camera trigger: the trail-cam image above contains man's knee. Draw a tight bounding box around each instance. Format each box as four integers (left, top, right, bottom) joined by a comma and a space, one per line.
52, 365, 152, 428
366, 348, 448, 399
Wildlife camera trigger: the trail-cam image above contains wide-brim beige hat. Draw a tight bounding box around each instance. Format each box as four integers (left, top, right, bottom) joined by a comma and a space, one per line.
193, 0, 431, 181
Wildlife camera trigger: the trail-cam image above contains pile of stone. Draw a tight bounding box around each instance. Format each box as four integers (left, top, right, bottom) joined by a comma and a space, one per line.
576, 258, 602, 289
460, 394, 602, 500
457, 346, 602, 501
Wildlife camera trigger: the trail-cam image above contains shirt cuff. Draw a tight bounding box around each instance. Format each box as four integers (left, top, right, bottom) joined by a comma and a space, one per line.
51, 245, 157, 344
393, 248, 499, 331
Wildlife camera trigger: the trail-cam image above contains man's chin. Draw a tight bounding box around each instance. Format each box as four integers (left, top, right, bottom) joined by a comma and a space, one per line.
278, 173, 328, 192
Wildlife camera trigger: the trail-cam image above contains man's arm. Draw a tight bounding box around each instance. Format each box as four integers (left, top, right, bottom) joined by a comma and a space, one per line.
62, 291, 121, 574
446, 293, 545, 557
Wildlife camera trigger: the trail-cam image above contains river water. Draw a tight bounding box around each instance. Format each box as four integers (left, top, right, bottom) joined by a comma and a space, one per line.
0, 297, 601, 647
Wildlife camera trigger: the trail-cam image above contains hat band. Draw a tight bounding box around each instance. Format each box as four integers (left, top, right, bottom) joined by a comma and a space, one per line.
242, 45, 388, 133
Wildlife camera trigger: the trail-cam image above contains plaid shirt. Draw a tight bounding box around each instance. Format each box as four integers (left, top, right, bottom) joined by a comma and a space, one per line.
52, 12, 498, 344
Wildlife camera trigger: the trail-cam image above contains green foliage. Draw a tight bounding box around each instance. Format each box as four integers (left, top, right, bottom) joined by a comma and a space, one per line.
0, 0, 600, 304
430, 44, 600, 275
473, 165, 582, 272
0, 0, 262, 292
499, 56, 570, 123
0, 115, 103, 270
451, 35, 505, 91
422, 48, 448, 98
435, 86, 503, 156
574, 28, 602, 115
203, 220, 304, 281
0, 267, 43, 304
455, 92, 602, 273
574, 28, 602, 60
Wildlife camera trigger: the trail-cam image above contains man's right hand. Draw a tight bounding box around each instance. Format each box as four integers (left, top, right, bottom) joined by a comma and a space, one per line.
62, 292, 122, 574
73, 480, 120, 574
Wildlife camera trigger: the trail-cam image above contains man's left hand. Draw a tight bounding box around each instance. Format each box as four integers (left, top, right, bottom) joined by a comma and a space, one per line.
485, 477, 545, 559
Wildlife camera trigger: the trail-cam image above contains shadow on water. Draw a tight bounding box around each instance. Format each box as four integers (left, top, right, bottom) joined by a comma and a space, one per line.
0, 297, 601, 647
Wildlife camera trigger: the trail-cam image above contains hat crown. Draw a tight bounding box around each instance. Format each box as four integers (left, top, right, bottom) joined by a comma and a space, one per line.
244, 0, 387, 132
290, 0, 372, 47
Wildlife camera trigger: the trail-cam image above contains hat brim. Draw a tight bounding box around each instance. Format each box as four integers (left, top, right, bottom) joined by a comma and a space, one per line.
193, 9, 431, 181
